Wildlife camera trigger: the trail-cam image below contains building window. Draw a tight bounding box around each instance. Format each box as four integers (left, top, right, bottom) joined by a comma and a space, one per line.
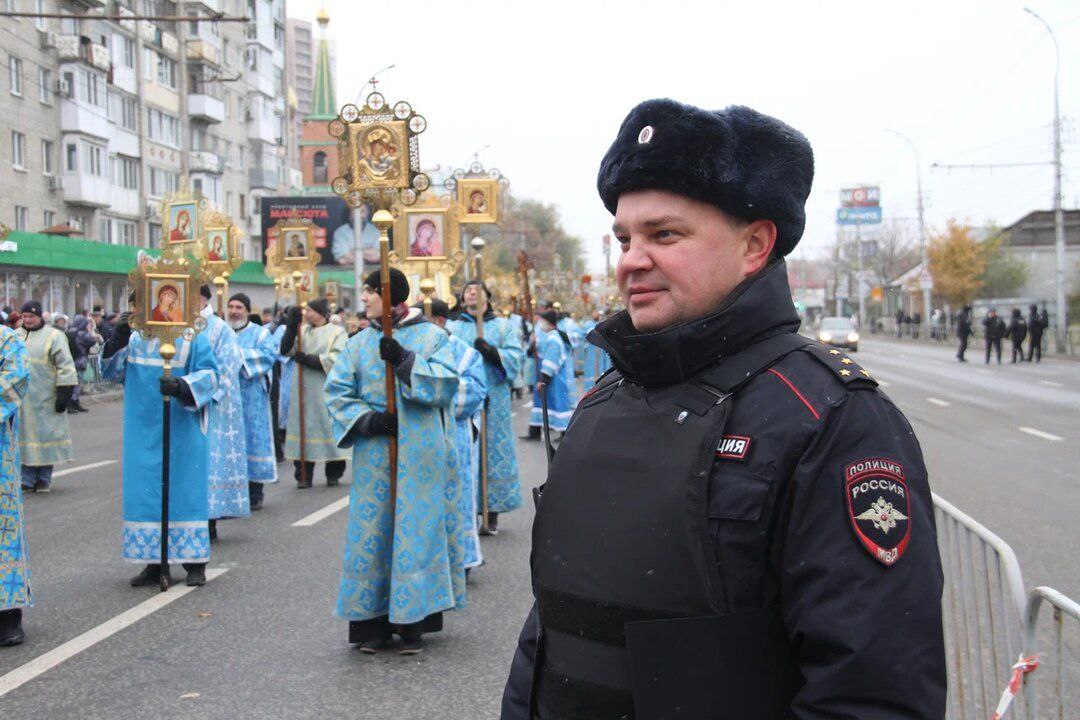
99, 217, 113, 244
142, 46, 154, 82
121, 35, 135, 69
148, 223, 162, 249
43, 210, 55, 228
37, 66, 51, 104
83, 142, 104, 177
80, 69, 103, 107
156, 53, 177, 89
149, 167, 179, 196
312, 152, 328, 183
34, 0, 46, 31
41, 139, 53, 175
11, 131, 25, 170
117, 155, 138, 190
118, 220, 136, 246
146, 108, 180, 148
120, 94, 137, 131
65, 143, 77, 172
9, 57, 23, 97
14, 206, 27, 231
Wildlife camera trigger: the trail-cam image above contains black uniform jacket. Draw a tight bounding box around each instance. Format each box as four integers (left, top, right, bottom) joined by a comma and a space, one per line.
502, 261, 946, 719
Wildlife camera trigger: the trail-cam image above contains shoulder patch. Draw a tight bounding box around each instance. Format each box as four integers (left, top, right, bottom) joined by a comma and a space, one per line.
801, 341, 878, 388
844, 458, 910, 566
716, 435, 751, 460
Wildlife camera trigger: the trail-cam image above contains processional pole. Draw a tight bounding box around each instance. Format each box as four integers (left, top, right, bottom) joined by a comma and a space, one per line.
374, 210, 399, 506
472, 236, 491, 534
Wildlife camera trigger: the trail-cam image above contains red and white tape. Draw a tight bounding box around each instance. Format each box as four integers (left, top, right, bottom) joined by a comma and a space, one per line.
989, 654, 1039, 720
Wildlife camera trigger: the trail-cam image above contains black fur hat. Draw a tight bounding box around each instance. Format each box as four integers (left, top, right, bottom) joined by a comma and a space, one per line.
307, 298, 331, 319
597, 99, 814, 256
364, 267, 411, 306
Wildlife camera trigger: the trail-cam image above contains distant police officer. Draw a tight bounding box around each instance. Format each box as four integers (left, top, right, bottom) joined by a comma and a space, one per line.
501, 99, 946, 719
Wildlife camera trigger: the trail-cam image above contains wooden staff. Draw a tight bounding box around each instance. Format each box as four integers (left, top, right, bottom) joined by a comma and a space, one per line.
292, 271, 308, 487
373, 210, 398, 504
158, 342, 176, 592
471, 236, 491, 534
518, 250, 534, 324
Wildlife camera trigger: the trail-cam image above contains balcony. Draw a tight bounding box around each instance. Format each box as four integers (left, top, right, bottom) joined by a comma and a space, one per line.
56, 35, 111, 72
188, 93, 225, 123
189, 151, 225, 174
111, 128, 140, 157
62, 172, 112, 207
249, 166, 279, 190
108, 188, 140, 216
186, 39, 219, 65
247, 115, 277, 144
60, 99, 112, 140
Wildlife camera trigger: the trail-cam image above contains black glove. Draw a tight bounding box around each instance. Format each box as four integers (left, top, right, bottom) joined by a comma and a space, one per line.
379, 337, 407, 366
102, 317, 132, 359
286, 306, 302, 329
294, 351, 323, 371
526, 345, 537, 358
539, 372, 553, 388
159, 376, 183, 398
55, 385, 73, 413
367, 411, 398, 437
473, 339, 500, 364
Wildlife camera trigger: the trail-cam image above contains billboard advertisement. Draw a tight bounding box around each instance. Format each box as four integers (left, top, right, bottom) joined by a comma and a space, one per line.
839, 186, 880, 208
836, 206, 882, 225
259, 196, 383, 270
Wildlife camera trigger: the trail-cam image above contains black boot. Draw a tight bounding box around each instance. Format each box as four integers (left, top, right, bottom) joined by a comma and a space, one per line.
0, 608, 25, 647
182, 563, 207, 587
398, 622, 424, 655
130, 564, 170, 587
519, 425, 541, 441
480, 511, 499, 536
208, 519, 218, 543
294, 461, 314, 489
325, 460, 347, 488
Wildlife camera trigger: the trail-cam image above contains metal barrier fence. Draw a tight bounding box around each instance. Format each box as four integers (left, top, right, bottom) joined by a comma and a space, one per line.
79, 351, 122, 396
1023, 587, 1080, 720
934, 493, 1029, 719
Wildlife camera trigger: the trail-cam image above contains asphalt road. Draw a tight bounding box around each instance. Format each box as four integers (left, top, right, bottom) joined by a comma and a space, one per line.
0, 398, 543, 719
0, 339, 1076, 719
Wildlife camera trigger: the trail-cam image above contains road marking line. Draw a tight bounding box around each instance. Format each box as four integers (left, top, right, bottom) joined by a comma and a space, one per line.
291, 496, 349, 527
52, 460, 117, 478
927, 397, 951, 407
0, 568, 228, 698
1038, 380, 1064, 388
1019, 426, 1063, 442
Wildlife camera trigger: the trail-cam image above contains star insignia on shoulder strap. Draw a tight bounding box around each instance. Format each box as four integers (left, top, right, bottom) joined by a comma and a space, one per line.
829, 349, 841, 355
839, 369, 852, 377
860, 369, 872, 377
840, 358, 854, 365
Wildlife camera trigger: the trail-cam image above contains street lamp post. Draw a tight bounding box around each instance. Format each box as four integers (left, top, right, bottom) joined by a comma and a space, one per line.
887, 129, 931, 335
1024, 7, 1067, 351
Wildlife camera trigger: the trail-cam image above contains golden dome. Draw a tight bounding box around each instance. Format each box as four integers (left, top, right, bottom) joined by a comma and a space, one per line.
315, 7, 329, 24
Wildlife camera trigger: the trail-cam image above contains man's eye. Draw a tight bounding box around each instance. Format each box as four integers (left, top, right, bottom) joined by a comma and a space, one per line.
655, 229, 678, 240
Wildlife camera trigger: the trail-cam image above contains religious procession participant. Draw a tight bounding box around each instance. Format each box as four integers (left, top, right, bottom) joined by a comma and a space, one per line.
226, 293, 279, 510
101, 297, 219, 588
428, 298, 487, 572
578, 309, 600, 387
325, 268, 462, 655
0, 328, 31, 647
503, 99, 945, 719
16, 301, 78, 494
447, 280, 524, 535
526, 309, 574, 440
198, 286, 249, 538
279, 298, 348, 488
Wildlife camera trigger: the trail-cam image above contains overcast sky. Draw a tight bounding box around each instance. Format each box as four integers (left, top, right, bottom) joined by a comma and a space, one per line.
289, 0, 1079, 273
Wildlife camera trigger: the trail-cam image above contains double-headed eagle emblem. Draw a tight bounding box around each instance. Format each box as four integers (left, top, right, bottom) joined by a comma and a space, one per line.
855, 497, 909, 534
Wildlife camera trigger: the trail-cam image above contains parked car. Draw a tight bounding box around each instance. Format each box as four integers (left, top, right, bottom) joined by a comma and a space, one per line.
816, 316, 859, 351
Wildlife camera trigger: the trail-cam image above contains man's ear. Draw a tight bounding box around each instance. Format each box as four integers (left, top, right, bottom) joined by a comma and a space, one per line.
743, 220, 778, 276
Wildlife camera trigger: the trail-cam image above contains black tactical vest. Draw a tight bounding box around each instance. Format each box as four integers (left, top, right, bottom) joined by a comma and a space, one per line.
531, 334, 807, 720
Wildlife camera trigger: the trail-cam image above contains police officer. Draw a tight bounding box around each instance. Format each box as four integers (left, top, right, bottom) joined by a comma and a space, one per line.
501, 99, 946, 719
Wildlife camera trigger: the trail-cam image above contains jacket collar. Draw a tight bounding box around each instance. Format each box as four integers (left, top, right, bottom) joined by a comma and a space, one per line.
588, 260, 800, 387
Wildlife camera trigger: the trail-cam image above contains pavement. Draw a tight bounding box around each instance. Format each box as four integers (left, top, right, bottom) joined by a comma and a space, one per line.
0, 399, 543, 719
0, 338, 1076, 718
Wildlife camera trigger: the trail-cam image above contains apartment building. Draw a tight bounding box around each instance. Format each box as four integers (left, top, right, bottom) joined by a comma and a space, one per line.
0, 0, 292, 261
0, 0, 302, 312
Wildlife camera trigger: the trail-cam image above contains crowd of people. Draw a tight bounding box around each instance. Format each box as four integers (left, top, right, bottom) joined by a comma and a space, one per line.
0, 270, 608, 654
954, 303, 1049, 364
